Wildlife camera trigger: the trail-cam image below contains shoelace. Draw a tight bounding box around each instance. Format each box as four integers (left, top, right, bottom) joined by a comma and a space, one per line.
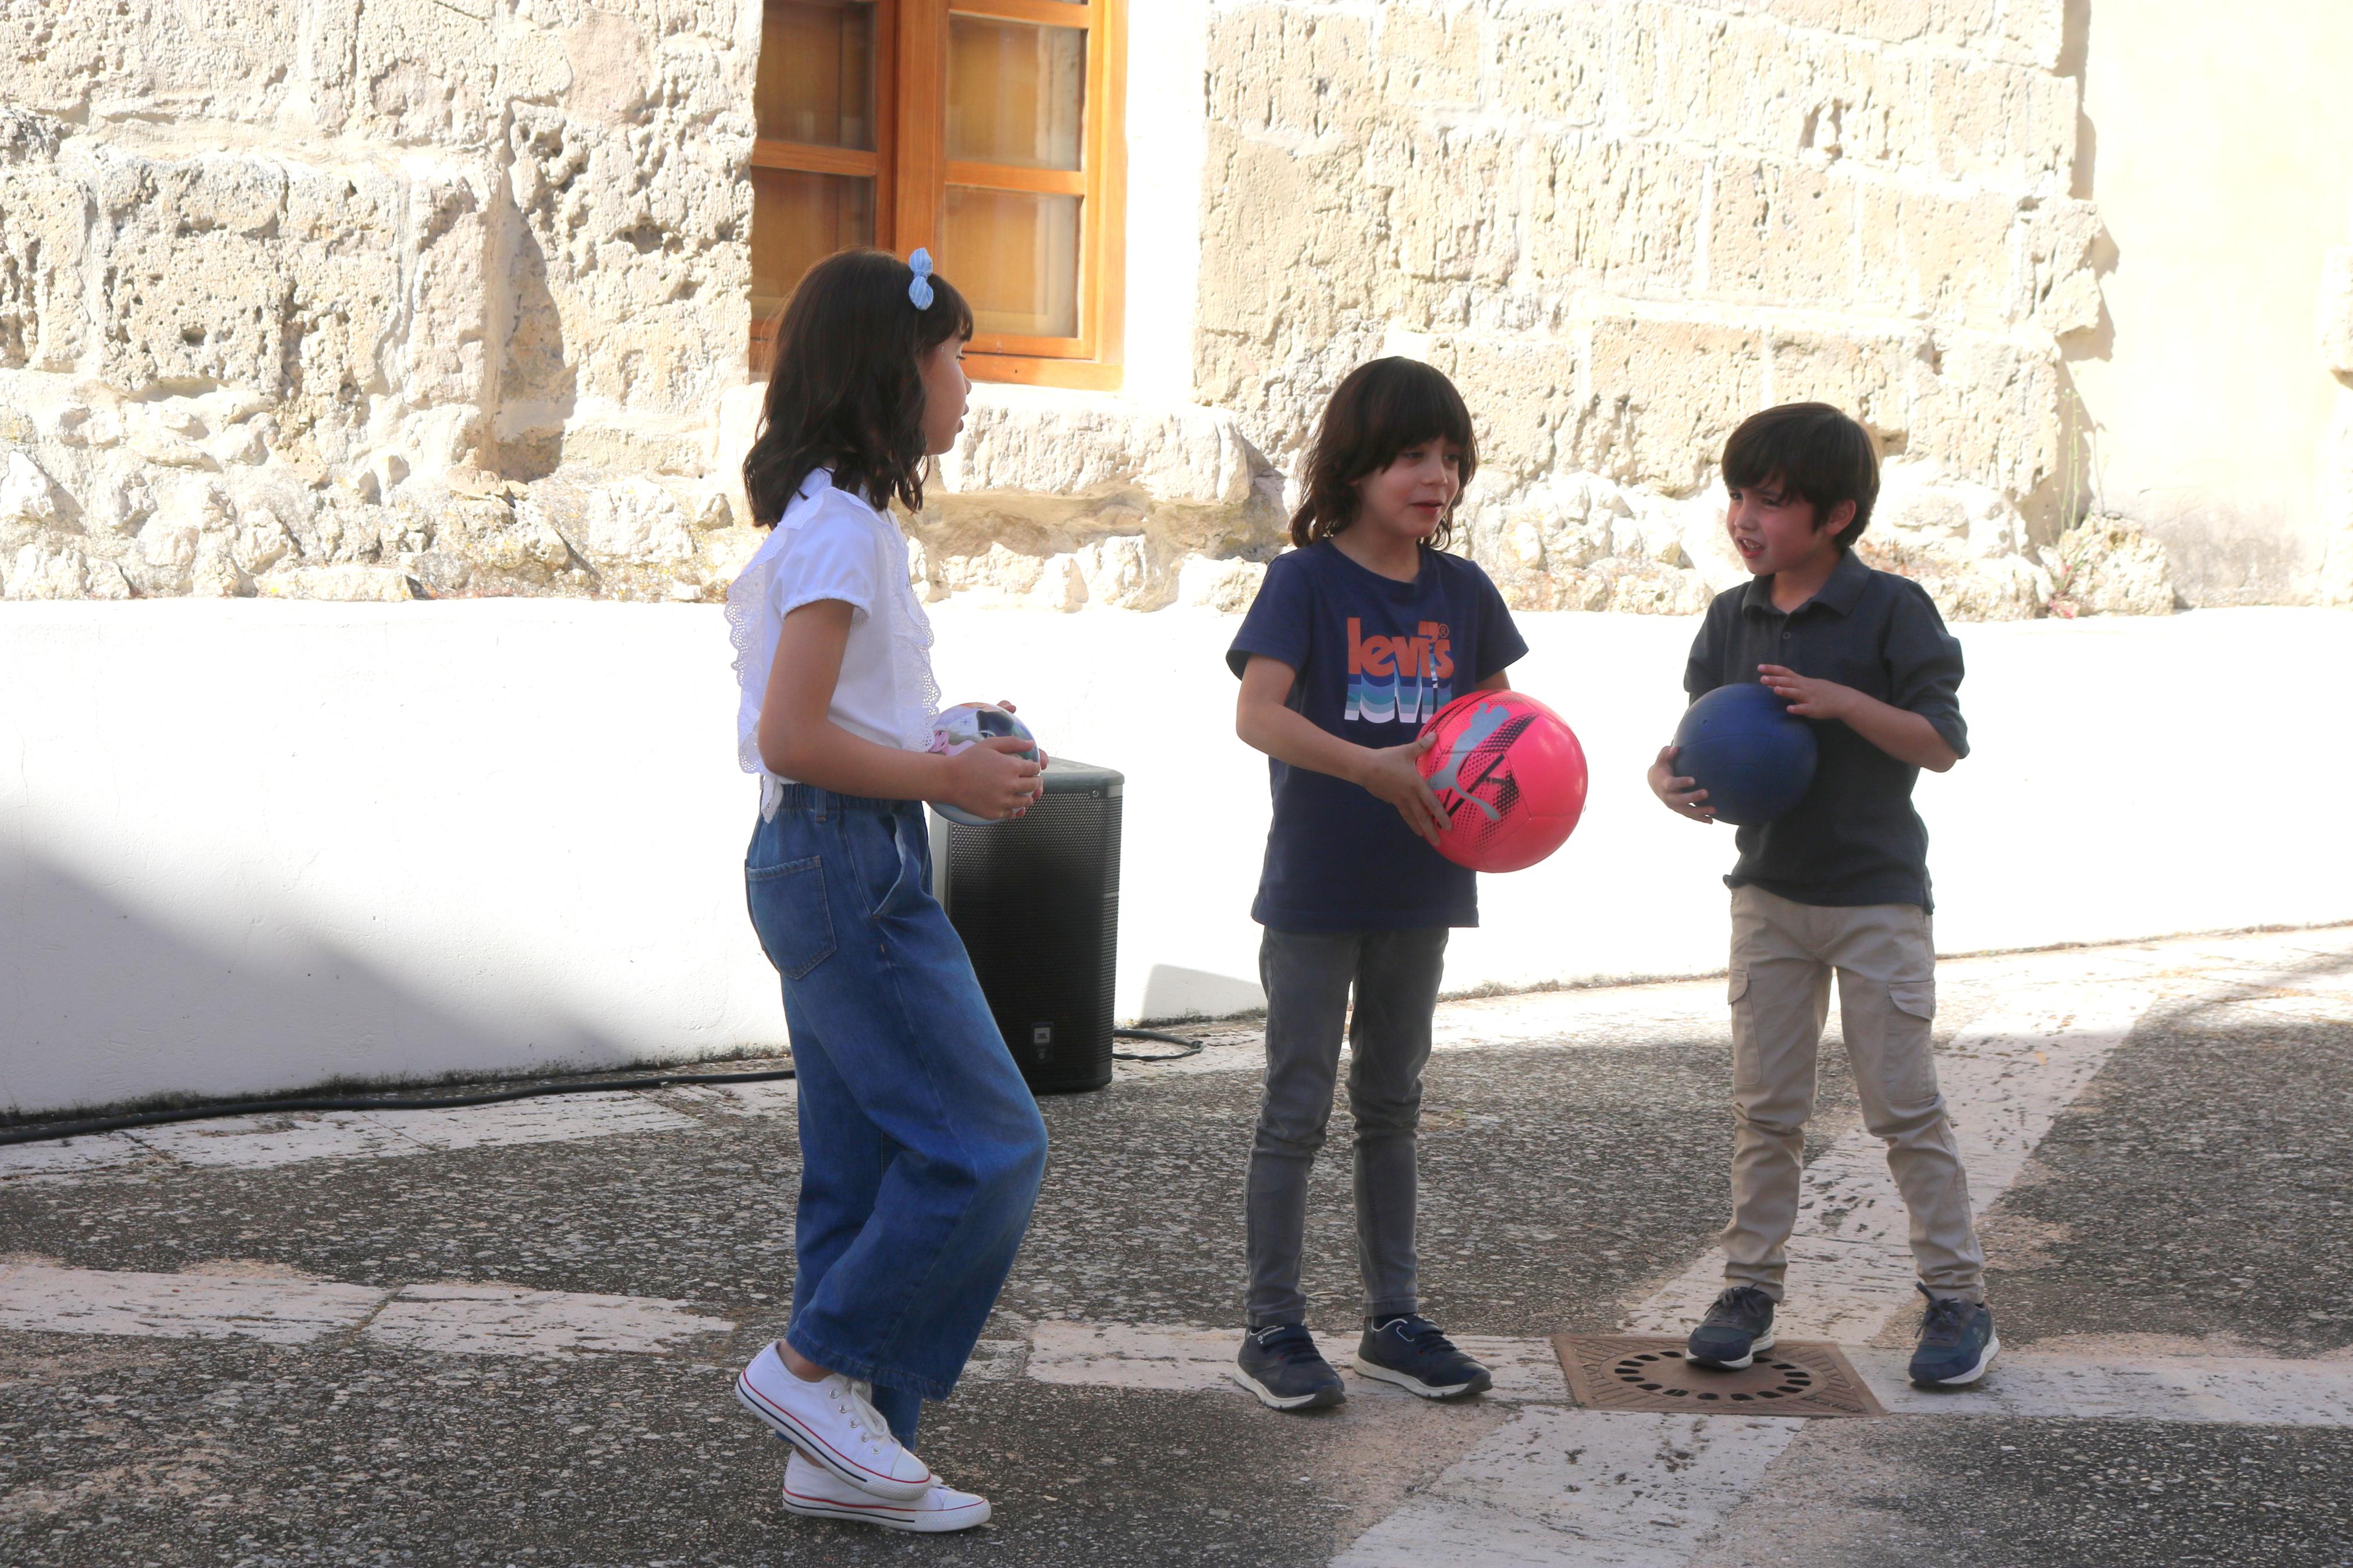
1708, 1286, 1772, 1322
1918, 1296, 1976, 1347
825, 1378, 892, 1453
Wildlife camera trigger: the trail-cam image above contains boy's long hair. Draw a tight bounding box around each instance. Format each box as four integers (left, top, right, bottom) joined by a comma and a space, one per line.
1289, 358, 1479, 550
1720, 403, 1881, 549
743, 249, 975, 526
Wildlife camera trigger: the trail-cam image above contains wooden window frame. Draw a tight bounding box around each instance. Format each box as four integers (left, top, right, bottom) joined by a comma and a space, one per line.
749, 0, 1126, 392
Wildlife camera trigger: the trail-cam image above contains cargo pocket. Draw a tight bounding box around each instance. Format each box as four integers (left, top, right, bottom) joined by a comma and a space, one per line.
1890, 979, 1936, 1022
1883, 978, 1939, 1104
746, 856, 835, 980
1727, 966, 1758, 1090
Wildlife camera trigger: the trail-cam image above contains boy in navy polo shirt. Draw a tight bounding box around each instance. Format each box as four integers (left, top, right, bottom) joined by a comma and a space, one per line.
1225, 359, 1527, 1410
1648, 402, 1997, 1387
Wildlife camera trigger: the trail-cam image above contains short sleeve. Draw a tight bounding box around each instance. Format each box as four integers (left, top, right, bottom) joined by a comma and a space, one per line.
1884, 583, 1969, 758
1684, 598, 1731, 702
1468, 562, 1528, 682
1226, 552, 1314, 678
769, 500, 882, 625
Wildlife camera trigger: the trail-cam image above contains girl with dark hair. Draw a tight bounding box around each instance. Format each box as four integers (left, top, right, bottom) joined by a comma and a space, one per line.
725, 248, 1048, 1534
1222, 357, 1528, 1410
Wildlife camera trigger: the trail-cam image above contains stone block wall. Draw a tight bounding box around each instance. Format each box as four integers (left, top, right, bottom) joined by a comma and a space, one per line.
0, 0, 2169, 617
910, 386, 1287, 613
1193, 0, 2141, 619
0, 0, 768, 604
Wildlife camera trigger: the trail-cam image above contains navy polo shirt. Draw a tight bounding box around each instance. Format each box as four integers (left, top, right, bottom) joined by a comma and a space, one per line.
1683, 549, 1968, 911
1228, 541, 1528, 931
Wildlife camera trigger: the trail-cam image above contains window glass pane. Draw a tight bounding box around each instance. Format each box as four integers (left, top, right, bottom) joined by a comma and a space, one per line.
947, 15, 1085, 171
750, 170, 876, 317
945, 187, 1080, 339
755, 0, 876, 149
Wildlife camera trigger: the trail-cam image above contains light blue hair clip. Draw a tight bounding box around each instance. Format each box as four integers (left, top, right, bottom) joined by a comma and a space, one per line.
907, 248, 935, 311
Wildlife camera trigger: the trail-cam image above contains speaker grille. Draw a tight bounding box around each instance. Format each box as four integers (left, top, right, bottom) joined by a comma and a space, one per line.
935, 759, 1123, 1094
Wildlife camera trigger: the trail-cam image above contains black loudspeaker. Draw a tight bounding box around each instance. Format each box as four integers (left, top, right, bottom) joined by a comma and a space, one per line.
929, 757, 1123, 1094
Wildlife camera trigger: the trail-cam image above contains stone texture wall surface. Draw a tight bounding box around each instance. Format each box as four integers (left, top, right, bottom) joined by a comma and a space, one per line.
1192, 0, 2163, 620
1, 0, 2173, 617
0, 0, 775, 605
910, 386, 1289, 612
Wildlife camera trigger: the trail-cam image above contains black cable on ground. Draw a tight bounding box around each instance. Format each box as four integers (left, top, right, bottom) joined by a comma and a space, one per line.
3, 1027, 1213, 1148
1112, 1026, 1206, 1063
0, 1066, 799, 1149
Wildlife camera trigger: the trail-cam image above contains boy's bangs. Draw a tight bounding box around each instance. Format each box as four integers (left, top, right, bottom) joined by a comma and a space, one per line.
1289, 355, 1479, 548
1719, 401, 1880, 546
1720, 440, 1782, 495
1349, 370, 1474, 481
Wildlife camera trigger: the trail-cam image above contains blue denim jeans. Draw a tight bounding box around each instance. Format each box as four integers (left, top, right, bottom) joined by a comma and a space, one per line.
746, 787, 1048, 1448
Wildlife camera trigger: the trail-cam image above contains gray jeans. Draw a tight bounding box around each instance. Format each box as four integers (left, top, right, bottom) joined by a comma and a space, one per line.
1245, 925, 1449, 1329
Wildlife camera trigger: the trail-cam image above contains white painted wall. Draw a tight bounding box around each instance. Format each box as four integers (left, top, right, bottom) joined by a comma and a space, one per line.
1119, 0, 1211, 404
5, 601, 2349, 1117
2071, 3, 2353, 603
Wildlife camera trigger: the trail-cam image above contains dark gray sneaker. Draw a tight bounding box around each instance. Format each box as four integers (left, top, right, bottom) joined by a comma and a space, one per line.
1233, 1324, 1346, 1411
1687, 1285, 1778, 1370
1354, 1315, 1493, 1400
1908, 1288, 1999, 1386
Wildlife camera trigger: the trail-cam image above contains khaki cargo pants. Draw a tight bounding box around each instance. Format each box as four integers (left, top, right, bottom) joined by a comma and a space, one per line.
1723, 885, 1985, 1303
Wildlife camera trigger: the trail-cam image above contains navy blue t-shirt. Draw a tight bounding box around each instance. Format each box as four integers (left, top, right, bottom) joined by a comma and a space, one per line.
1226, 541, 1528, 931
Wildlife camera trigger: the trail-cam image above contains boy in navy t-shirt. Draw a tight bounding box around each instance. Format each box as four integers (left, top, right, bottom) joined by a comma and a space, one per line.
1225, 358, 1527, 1410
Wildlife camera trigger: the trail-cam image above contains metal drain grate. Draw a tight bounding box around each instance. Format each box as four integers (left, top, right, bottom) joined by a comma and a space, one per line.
1552, 1334, 1884, 1418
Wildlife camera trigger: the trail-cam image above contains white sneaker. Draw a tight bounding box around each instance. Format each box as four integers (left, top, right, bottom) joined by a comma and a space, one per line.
734, 1343, 935, 1501
781, 1450, 990, 1533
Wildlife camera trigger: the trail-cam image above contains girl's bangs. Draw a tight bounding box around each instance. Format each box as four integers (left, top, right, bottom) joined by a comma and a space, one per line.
922, 275, 977, 347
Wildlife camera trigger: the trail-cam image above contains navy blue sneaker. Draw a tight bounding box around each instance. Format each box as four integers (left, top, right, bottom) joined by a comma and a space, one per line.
1354, 1315, 1493, 1399
1908, 1288, 1999, 1386
1234, 1324, 1346, 1411
1687, 1286, 1777, 1370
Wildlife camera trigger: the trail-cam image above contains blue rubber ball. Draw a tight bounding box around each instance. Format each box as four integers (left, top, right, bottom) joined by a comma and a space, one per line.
1672, 682, 1818, 826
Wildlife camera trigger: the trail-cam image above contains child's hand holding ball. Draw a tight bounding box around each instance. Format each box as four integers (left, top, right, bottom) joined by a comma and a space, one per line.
931, 701, 1047, 824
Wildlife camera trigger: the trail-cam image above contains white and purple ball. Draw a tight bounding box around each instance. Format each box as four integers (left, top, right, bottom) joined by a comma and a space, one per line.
928, 702, 1041, 826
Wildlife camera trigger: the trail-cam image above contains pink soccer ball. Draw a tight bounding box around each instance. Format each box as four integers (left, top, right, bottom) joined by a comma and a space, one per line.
1415, 691, 1588, 872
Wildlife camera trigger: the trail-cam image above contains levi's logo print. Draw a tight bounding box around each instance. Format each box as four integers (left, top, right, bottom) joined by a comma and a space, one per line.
1346, 618, 1454, 724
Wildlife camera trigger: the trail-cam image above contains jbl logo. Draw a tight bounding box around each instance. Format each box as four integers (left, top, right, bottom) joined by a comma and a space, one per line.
1030, 1023, 1053, 1060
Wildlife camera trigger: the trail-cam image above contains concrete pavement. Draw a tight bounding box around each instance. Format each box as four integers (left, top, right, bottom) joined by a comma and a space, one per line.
3, 925, 2349, 1565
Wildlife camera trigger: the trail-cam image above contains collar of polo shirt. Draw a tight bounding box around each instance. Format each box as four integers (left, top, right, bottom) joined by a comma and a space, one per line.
1741, 546, 1873, 618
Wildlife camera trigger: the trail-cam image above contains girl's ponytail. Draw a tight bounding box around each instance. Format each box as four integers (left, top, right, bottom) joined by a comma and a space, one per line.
744, 249, 975, 525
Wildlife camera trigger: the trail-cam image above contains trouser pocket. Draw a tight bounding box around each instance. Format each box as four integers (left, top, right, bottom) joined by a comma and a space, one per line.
1727, 966, 1758, 1090
1889, 979, 1936, 1022
1879, 976, 1939, 1105
848, 806, 928, 923
746, 855, 836, 980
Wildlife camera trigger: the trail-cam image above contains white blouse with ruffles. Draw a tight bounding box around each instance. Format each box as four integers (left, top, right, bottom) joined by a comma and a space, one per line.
725, 470, 942, 818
